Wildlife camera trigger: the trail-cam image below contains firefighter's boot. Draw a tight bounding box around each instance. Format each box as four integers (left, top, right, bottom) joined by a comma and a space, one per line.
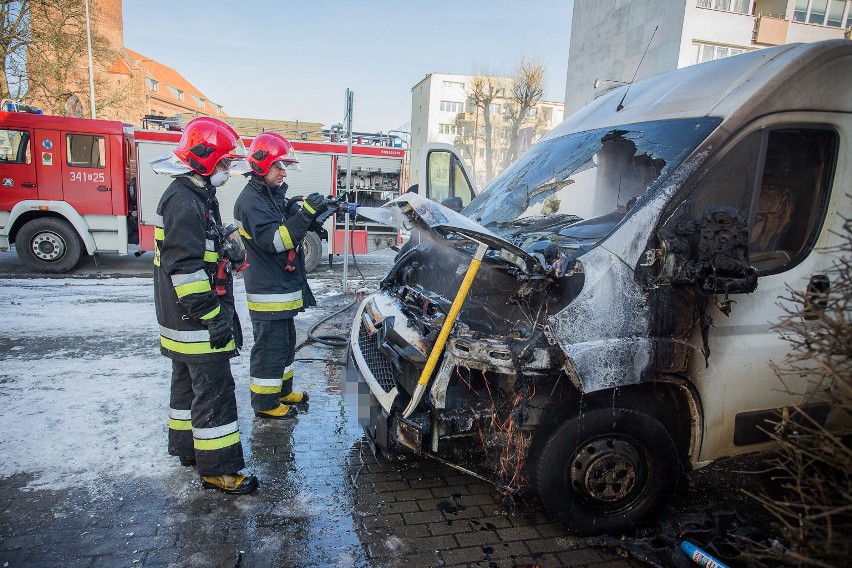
200, 473, 259, 495
255, 404, 298, 420
280, 391, 309, 405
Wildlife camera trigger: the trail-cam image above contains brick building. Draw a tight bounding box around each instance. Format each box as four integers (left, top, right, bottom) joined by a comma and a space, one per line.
25, 0, 225, 125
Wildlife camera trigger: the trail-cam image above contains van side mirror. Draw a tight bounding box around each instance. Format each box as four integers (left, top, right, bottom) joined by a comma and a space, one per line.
655, 206, 757, 305
440, 196, 464, 212
697, 207, 757, 296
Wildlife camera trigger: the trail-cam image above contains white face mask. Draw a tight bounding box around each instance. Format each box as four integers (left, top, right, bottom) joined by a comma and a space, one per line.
209, 169, 230, 187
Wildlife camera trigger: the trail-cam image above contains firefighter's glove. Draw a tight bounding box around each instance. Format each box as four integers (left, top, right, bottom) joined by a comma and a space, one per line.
312, 207, 335, 226
301, 193, 328, 220
207, 305, 234, 349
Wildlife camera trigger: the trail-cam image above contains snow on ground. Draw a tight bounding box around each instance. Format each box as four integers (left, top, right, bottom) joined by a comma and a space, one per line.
0, 274, 339, 493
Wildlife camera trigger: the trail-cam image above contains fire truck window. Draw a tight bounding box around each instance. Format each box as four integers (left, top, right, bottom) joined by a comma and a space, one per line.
66, 134, 105, 168
428, 150, 451, 203
748, 129, 836, 272
0, 129, 31, 164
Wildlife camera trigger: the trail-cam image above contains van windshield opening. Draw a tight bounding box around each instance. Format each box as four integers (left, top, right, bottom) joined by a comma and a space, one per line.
464, 118, 721, 242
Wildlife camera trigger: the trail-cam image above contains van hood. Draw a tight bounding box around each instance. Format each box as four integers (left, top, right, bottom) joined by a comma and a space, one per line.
370, 192, 543, 271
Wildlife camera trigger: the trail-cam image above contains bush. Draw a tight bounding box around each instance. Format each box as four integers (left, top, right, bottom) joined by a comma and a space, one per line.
743, 218, 851, 566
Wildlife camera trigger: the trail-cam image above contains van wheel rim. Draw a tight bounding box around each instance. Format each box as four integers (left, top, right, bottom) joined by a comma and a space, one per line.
31, 231, 66, 261
570, 437, 640, 503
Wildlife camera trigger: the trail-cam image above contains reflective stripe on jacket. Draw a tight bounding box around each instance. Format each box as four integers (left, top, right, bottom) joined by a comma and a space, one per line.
233, 177, 316, 320
154, 175, 236, 362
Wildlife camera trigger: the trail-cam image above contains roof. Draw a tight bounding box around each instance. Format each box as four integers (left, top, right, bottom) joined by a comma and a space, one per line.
124, 48, 227, 117
549, 40, 852, 140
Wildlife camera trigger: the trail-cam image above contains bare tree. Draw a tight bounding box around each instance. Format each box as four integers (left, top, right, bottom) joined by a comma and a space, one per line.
468, 73, 506, 185
5, 0, 134, 118
504, 58, 544, 163
1, 0, 30, 100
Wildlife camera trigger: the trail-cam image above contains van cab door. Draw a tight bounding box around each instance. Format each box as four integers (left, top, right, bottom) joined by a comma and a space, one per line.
61, 131, 113, 215
662, 113, 847, 461
417, 143, 475, 210
0, 127, 37, 211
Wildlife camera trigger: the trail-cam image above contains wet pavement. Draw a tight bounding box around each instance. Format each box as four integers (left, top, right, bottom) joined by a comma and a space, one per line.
0, 248, 776, 567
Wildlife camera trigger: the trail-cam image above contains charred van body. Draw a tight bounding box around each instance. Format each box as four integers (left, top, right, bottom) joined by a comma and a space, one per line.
347, 40, 852, 534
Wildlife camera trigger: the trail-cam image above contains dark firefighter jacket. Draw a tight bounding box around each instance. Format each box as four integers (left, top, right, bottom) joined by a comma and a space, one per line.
153, 174, 237, 362
233, 176, 316, 320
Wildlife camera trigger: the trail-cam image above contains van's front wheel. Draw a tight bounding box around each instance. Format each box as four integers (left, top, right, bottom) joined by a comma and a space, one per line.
534, 407, 678, 535
15, 218, 83, 273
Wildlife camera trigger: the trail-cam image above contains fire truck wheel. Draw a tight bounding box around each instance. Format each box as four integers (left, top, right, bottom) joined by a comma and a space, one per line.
16, 218, 83, 273
534, 407, 678, 535
303, 232, 322, 273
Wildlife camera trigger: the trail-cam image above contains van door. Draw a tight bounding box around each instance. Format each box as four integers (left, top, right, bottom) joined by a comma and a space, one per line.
418, 143, 475, 208
0, 127, 37, 211
662, 113, 845, 461
61, 131, 113, 215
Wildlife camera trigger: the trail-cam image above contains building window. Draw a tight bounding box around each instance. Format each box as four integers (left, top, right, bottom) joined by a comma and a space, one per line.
489, 103, 501, 115
697, 0, 752, 14
693, 41, 746, 63
167, 85, 184, 101
212, 103, 222, 115
439, 124, 461, 135
525, 108, 537, 118
442, 80, 465, 89
440, 100, 464, 113
793, 0, 850, 26
145, 77, 158, 92
189, 94, 205, 109
66, 134, 105, 168
0, 129, 31, 164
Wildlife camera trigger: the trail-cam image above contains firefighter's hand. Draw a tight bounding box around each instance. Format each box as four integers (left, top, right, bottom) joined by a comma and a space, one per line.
301, 193, 328, 219
207, 307, 234, 349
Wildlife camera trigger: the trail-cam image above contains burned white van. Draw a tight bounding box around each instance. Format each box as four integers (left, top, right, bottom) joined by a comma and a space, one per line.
348, 40, 851, 534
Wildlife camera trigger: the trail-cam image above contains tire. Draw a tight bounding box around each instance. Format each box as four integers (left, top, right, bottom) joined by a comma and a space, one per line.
303, 231, 322, 273
534, 407, 679, 535
15, 218, 83, 273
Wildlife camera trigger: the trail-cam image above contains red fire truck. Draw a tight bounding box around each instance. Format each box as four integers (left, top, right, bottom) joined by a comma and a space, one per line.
0, 108, 407, 273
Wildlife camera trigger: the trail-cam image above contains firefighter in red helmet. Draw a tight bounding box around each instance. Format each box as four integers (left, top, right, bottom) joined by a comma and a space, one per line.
234, 132, 331, 419
151, 116, 257, 494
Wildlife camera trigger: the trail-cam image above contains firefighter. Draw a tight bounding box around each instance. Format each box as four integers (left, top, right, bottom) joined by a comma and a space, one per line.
234, 132, 330, 419
152, 116, 257, 495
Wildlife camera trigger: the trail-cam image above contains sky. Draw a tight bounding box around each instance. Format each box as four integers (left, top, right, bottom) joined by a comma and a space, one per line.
122, 0, 575, 135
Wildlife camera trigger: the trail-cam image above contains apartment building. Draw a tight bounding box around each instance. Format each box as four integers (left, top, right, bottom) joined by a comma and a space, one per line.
564, 0, 851, 116
410, 73, 564, 189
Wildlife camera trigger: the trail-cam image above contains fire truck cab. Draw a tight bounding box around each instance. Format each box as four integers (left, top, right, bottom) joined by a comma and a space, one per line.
0, 109, 137, 272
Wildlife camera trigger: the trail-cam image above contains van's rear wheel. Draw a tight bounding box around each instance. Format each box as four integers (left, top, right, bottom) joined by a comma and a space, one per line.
534, 407, 678, 535
16, 218, 83, 273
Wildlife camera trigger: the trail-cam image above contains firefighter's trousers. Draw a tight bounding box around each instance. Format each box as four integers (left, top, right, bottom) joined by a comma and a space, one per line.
249, 318, 296, 412
167, 360, 245, 476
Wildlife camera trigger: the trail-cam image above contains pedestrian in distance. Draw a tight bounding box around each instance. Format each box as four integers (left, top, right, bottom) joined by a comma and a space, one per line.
234, 133, 333, 420
150, 116, 258, 495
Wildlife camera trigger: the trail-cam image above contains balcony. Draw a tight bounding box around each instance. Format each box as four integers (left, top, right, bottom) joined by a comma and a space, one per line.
753, 12, 789, 45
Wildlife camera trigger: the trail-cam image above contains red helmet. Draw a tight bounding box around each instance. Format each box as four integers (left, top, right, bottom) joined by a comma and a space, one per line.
174, 117, 242, 176
247, 132, 300, 176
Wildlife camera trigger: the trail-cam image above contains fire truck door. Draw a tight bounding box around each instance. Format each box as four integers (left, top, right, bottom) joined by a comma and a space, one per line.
0, 127, 37, 211
60, 130, 113, 215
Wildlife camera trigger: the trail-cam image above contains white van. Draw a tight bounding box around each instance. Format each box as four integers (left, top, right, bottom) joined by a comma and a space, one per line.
348, 40, 852, 534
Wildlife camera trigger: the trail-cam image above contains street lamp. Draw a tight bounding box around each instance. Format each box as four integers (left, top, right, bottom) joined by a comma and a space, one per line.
84, 0, 96, 118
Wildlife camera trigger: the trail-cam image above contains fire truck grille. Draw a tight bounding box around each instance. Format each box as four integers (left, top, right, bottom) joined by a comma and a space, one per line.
358, 321, 397, 393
